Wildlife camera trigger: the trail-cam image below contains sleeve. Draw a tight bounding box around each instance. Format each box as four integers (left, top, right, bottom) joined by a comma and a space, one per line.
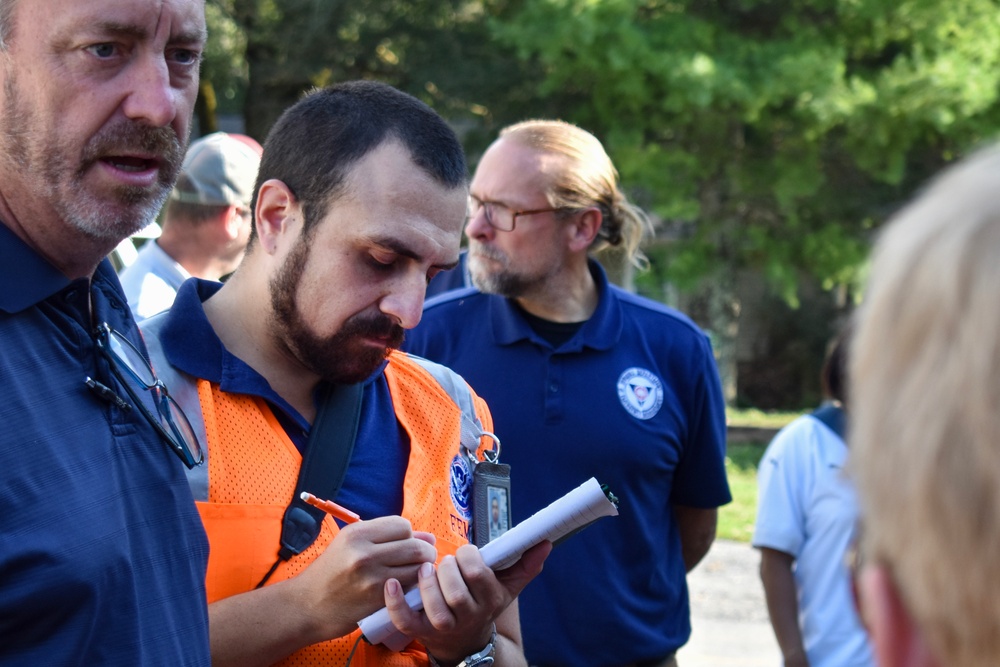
752, 419, 810, 557
669, 332, 732, 508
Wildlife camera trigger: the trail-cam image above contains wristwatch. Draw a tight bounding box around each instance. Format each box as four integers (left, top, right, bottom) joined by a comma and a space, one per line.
428, 623, 496, 667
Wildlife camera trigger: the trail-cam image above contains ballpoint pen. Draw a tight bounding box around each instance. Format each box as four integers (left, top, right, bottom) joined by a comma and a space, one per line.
300, 491, 361, 524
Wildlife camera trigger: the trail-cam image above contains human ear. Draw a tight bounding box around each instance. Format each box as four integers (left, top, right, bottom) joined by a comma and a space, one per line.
856, 564, 941, 667
254, 179, 300, 256
222, 205, 245, 240
567, 206, 603, 252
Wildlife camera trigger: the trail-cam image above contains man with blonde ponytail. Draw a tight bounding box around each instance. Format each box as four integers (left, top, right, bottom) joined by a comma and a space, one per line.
407, 120, 731, 667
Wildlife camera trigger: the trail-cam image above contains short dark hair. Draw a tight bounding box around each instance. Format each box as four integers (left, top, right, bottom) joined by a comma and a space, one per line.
163, 199, 231, 226
250, 80, 466, 240
820, 324, 850, 405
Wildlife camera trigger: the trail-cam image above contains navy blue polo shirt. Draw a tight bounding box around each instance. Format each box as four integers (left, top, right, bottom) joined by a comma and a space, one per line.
406, 260, 731, 666
0, 223, 210, 665
157, 279, 408, 520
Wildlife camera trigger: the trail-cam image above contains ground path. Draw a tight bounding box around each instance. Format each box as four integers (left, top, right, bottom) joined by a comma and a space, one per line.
677, 539, 782, 666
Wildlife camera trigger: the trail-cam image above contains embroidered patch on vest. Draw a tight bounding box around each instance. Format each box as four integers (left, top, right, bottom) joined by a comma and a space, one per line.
449, 453, 473, 522
617, 367, 664, 420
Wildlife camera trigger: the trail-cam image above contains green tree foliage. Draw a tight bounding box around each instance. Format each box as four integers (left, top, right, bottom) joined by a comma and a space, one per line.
198, 0, 1000, 403
492, 0, 1000, 298
489, 0, 1000, 400
196, 3, 249, 133
202, 3, 249, 114
205, 0, 545, 144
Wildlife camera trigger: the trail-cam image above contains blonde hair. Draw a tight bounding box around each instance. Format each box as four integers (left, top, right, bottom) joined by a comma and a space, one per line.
499, 119, 654, 268
850, 143, 1000, 665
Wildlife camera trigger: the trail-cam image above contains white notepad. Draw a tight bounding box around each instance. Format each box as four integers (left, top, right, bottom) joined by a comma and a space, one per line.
358, 476, 620, 651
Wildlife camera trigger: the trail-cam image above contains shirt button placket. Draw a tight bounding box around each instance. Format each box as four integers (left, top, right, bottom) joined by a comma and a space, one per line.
543, 354, 564, 423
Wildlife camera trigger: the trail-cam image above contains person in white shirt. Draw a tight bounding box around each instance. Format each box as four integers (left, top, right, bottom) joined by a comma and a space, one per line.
754, 329, 873, 667
119, 131, 262, 321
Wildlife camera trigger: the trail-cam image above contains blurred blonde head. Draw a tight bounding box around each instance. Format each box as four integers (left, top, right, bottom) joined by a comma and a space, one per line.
499, 119, 654, 268
851, 143, 1000, 665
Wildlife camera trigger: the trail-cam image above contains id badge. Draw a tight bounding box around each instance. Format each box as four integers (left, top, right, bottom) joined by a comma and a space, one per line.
472, 460, 512, 548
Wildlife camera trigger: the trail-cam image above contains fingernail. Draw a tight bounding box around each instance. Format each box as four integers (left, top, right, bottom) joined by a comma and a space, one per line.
386, 579, 400, 596
419, 562, 434, 579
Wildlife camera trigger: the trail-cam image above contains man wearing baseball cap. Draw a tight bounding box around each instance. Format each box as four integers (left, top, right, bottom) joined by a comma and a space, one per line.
120, 131, 263, 321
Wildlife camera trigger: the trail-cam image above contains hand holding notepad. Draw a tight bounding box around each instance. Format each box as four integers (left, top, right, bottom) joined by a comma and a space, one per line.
358, 476, 620, 650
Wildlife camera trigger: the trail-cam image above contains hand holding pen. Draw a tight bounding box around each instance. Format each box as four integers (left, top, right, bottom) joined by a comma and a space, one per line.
266, 493, 438, 647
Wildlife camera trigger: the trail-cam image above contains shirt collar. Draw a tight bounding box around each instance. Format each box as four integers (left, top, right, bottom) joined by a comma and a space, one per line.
0, 221, 72, 314
144, 240, 191, 284
159, 278, 227, 382
488, 258, 623, 351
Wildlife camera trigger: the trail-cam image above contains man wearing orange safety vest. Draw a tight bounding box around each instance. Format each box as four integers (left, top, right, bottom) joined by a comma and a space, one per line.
142, 81, 550, 667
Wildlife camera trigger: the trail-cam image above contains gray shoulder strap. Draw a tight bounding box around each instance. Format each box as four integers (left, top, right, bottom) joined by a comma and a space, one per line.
403, 353, 499, 462
140, 313, 210, 501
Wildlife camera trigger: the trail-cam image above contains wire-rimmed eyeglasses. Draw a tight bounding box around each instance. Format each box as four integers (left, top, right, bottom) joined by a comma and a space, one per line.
94, 322, 204, 469
467, 194, 573, 232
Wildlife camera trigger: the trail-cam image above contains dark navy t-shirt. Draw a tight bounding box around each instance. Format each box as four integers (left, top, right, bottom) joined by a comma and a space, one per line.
0, 223, 210, 665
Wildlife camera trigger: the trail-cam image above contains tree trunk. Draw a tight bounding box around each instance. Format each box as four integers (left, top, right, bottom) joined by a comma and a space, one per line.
195, 80, 218, 137
706, 271, 741, 406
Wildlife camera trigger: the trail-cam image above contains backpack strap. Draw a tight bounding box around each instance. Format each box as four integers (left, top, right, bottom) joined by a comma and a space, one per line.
256, 381, 363, 588
142, 312, 365, 587
142, 317, 483, 583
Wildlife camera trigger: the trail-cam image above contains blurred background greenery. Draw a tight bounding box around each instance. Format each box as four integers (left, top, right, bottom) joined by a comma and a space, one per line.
192, 0, 1000, 412
718, 409, 797, 542
718, 442, 769, 543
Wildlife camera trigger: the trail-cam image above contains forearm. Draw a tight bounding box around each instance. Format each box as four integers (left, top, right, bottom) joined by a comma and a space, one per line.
207, 578, 349, 667
492, 602, 528, 667
491, 634, 528, 667
674, 505, 718, 572
759, 547, 809, 667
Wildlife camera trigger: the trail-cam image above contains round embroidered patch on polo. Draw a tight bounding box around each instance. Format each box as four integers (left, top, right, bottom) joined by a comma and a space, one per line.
449, 453, 473, 521
617, 367, 664, 420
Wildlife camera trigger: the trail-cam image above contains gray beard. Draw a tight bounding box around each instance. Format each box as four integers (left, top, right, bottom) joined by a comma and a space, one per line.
1, 72, 184, 244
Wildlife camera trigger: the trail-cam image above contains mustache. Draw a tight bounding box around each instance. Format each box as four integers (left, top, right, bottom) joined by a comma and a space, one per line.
469, 241, 507, 264
80, 120, 184, 177
341, 312, 405, 349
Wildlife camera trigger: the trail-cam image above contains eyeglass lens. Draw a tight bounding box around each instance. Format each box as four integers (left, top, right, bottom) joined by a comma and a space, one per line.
157, 393, 202, 458
469, 196, 513, 232
107, 329, 157, 387
102, 325, 204, 467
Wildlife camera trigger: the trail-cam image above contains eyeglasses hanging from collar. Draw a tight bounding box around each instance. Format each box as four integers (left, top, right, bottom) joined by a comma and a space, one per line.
91, 322, 204, 469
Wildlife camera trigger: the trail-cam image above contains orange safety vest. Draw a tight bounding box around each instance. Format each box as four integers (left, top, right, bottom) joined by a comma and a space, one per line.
190, 350, 494, 667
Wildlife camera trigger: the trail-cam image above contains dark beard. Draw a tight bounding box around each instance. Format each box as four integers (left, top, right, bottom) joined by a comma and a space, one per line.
269, 236, 405, 384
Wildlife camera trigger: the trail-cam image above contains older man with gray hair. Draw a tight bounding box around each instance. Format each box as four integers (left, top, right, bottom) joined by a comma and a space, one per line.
0, 0, 212, 663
